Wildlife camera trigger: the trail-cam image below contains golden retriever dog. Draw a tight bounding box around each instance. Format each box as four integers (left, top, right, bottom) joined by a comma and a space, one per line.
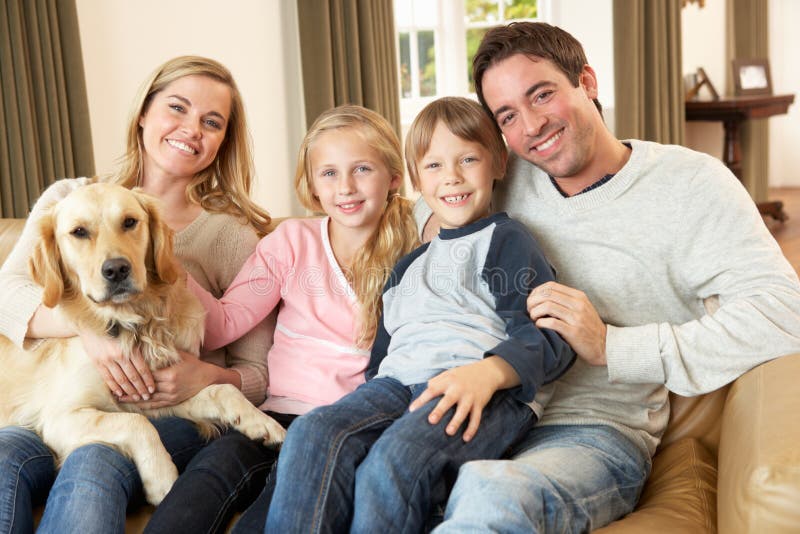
0, 183, 285, 505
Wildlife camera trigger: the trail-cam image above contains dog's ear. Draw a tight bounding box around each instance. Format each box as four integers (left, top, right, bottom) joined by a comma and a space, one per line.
29, 211, 65, 307
134, 189, 180, 285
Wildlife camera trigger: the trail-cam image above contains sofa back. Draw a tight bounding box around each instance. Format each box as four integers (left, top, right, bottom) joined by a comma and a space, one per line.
0, 219, 25, 268
0, 217, 729, 459
660, 386, 729, 457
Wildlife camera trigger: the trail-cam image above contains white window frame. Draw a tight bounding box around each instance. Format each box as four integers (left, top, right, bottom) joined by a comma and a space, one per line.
395, 0, 550, 126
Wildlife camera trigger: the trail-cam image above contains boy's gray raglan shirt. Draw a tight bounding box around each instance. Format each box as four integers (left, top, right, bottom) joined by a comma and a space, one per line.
369, 212, 575, 406
414, 139, 800, 456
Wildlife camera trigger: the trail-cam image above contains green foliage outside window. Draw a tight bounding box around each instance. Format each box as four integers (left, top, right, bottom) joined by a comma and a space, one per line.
399, 33, 411, 98
418, 31, 436, 97
465, 0, 537, 92
504, 0, 537, 19
465, 0, 499, 22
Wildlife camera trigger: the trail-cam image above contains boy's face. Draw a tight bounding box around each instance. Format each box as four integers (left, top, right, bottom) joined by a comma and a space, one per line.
417, 121, 496, 230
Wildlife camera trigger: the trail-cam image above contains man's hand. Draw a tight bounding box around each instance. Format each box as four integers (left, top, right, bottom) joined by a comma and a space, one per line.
119, 350, 211, 409
79, 329, 155, 400
409, 356, 520, 442
527, 281, 607, 365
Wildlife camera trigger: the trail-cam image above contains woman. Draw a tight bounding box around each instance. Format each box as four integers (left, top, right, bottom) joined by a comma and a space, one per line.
0, 56, 275, 534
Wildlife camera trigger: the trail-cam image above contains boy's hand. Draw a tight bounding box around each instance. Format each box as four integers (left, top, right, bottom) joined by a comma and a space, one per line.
409, 356, 520, 442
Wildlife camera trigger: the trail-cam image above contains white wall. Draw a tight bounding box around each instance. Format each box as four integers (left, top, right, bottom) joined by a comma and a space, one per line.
75, 0, 305, 217
681, 0, 726, 160
682, 0, 800, 187
769, 0, 800, 187
549, 0, 615, 132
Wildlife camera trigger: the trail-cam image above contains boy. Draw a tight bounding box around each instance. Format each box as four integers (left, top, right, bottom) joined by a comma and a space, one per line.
265, 97, 574, 534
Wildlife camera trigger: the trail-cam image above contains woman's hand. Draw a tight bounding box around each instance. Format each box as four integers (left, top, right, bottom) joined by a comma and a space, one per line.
527, 281, 608, 365
120, 350, 219, 409
78, 329, 155, 400
408, 356, 520, 442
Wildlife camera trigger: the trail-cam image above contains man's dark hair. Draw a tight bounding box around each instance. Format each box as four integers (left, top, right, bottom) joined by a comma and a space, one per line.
472, 22, 603, 120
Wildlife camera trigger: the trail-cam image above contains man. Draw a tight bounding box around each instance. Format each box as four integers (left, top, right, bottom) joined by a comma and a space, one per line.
414, 22, 800, 532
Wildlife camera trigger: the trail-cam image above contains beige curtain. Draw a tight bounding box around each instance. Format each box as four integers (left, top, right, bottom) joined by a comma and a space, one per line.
0, 0, 94, 218
727, 0, 769, 202
613, 0, 685, 145
296, 0, 401, 136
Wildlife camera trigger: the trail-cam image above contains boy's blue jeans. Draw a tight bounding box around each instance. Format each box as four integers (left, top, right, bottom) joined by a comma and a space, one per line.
265, 376, 535, 534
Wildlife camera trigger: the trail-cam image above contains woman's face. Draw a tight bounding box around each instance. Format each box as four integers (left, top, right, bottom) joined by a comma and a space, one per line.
138, 74, 232, 184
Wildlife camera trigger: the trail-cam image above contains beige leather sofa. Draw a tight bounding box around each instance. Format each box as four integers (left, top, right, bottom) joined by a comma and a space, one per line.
1, 217, 799, 533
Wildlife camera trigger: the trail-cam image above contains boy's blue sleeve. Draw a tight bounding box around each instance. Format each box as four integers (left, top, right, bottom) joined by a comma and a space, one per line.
365, 242, 431, 380
482, 219, 575, 403
366, 308, 391, 380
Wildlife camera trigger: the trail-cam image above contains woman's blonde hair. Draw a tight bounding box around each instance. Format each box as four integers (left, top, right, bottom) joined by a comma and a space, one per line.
111, 55, 271, 235
405, 96, 508, 190
296, 105, 419, 347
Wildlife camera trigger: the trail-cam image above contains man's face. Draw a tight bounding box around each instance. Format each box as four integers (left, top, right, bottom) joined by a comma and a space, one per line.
481, 53, 599, 180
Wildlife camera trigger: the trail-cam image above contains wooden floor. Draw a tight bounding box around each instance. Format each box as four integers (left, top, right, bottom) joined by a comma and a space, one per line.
767, 187, 800, 274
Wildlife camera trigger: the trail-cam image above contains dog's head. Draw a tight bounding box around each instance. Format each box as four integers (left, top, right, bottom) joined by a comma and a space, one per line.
29, 183, 180, 308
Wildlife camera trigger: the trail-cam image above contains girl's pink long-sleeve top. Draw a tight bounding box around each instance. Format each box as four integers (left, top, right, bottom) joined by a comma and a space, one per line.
189, 217, 369, 408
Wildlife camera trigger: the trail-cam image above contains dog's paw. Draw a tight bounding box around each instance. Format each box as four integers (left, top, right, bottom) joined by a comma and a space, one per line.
237, 411, 287, 445
141, 462, 179, 505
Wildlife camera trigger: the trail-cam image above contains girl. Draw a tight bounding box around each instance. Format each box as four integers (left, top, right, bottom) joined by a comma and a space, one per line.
264, 97, 574, 534
0, 56, 273, 534
163, 104, 419, 532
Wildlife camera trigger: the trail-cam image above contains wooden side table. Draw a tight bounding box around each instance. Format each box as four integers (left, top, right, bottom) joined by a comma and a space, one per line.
685, 93, 795, 221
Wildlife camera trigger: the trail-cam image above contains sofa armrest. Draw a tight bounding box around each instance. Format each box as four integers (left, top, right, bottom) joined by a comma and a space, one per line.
718, 352, 800, 533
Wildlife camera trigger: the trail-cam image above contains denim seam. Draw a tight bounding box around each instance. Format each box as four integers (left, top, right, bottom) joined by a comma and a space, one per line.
311, 411, 405, 534
6, 453, 53, 532
399, 446, 450, 534
396, 397, 532, 533
207, 460, 275, 534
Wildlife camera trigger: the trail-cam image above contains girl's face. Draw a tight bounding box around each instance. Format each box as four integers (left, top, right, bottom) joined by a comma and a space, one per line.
138, 74, 232, 185
309, 127, 400, 238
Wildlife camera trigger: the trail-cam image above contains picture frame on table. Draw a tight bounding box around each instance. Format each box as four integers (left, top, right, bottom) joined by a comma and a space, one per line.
732, 58, 773, 96
684, 67, 719, 102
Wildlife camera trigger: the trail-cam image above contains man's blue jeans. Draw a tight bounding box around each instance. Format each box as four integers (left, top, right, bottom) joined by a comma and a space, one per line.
265, 376, 535, 534
0, 417, 206, 534
433, 424, 651, 533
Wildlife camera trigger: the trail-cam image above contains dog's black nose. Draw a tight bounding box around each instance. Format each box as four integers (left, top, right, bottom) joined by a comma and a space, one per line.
102, 258, 131, 283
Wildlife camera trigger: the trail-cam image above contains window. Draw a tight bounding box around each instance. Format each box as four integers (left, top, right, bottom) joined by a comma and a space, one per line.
395, 0, 546, 125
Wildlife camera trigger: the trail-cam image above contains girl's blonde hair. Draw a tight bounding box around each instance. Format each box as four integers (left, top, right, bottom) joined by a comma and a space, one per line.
111, 55, 271, 235
405, 96, 508, 189
296, 105, 419, 347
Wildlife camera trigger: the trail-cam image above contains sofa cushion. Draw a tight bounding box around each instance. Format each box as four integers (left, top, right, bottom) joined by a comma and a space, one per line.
594, 437, 717, 533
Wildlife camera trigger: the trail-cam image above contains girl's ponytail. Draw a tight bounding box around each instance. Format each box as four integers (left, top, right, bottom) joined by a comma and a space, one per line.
351, 193, 419, 347
296, 104, 419, 347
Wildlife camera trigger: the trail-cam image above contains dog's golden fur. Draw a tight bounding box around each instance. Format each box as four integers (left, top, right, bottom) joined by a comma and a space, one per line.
0, 183, 285, 505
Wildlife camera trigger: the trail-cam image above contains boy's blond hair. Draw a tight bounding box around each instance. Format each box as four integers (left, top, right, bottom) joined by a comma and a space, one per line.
405, 97, 507, 190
